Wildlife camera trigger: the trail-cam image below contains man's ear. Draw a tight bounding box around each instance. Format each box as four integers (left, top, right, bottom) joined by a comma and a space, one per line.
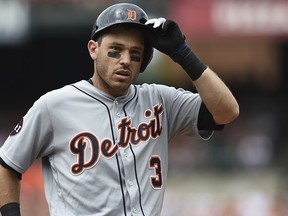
87, 40, 98, 60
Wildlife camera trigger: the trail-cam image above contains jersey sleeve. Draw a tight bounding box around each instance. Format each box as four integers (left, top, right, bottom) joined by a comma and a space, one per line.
159, 86, 213, 140
0, 95, 54, 174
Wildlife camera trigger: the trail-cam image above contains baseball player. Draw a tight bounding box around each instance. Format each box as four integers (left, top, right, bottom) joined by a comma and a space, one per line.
0, 3, 239, 216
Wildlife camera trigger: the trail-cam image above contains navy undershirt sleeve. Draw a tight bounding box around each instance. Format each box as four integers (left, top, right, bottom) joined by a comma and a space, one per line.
197, 102, 225, 131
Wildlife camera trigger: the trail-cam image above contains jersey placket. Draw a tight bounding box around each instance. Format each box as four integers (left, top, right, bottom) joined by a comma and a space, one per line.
113, 99, 143, 216
122, 147, 142, 215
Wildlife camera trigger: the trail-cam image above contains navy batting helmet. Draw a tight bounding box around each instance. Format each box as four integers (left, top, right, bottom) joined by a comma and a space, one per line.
91, 3, 153, 72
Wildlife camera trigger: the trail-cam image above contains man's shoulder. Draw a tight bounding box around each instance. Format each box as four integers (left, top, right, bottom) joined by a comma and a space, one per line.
37, 80, 85, 104
136, 83, 175, 92
46, 80, 84, 96
134, 83, 198, 101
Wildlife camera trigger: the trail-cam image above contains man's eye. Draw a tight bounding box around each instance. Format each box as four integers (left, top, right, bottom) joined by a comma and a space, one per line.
111, 46, 120, 51
130, 51, 142, 62
131, 55, 141, 62
131, 50, 141, 55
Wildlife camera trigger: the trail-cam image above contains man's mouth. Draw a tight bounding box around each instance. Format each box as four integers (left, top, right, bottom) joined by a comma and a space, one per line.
114, 70, 130, 80
116, 69, 130, 76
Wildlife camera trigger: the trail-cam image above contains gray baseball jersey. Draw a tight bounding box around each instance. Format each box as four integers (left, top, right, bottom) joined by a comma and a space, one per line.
0, 80, 212, 216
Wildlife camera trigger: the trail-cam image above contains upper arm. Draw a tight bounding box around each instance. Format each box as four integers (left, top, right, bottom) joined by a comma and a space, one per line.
0, 95, 54, 174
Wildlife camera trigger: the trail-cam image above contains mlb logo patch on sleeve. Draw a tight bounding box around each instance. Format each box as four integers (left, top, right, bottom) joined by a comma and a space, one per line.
10, 118, 23, 136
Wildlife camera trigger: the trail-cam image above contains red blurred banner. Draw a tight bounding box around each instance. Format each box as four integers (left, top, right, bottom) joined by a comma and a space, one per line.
169, 0, 288, 39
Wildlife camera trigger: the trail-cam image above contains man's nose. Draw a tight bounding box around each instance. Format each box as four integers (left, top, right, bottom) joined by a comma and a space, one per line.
120, 51, 131, 66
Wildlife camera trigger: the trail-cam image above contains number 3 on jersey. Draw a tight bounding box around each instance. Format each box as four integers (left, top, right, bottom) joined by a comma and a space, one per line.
149, 156, 162, 189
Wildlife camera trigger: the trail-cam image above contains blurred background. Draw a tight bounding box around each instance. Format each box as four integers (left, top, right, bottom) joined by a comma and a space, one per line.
0, 0, 288, 215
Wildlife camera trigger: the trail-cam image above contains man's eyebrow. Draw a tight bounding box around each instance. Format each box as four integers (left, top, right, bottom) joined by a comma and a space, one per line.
109, 42, 144, 51
109, 42, 123, 47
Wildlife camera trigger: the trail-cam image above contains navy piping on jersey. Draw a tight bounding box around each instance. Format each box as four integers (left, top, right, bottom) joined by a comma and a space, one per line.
71, 83, 127, 216
123, 85, 146, 216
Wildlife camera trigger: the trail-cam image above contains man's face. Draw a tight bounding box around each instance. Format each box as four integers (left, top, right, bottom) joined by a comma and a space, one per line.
88, 26, 144, 97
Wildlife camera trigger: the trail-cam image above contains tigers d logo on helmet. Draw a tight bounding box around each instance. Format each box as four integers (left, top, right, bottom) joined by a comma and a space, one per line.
127, 10, 137, 21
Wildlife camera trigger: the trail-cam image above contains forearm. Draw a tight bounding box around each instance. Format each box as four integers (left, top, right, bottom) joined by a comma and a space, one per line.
172, 45, 239, 124
144, 18, 239, 124
193, 67, 239, 124
171, 44, 239, 124
0, 165, 20, 207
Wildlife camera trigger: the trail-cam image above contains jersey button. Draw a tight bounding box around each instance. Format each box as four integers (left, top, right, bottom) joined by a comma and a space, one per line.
123, 152, 130, 161
128, 179, 133, 186
132, 208, 138, 215
117, 113, 121, 117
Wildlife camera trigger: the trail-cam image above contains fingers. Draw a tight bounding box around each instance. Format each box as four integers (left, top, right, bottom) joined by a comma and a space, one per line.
145, 17, 166, 28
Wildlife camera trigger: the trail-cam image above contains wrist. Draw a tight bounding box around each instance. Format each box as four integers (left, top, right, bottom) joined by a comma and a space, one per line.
170, 44, 207, 81
0, 203, 21, 216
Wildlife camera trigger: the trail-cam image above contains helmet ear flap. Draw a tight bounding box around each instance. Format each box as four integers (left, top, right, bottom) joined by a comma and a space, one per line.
140, 39, 153, 73
91, 24, 98, 40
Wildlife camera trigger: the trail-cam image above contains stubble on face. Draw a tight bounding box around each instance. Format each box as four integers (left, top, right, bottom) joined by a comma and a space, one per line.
94, 53, 140, 96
